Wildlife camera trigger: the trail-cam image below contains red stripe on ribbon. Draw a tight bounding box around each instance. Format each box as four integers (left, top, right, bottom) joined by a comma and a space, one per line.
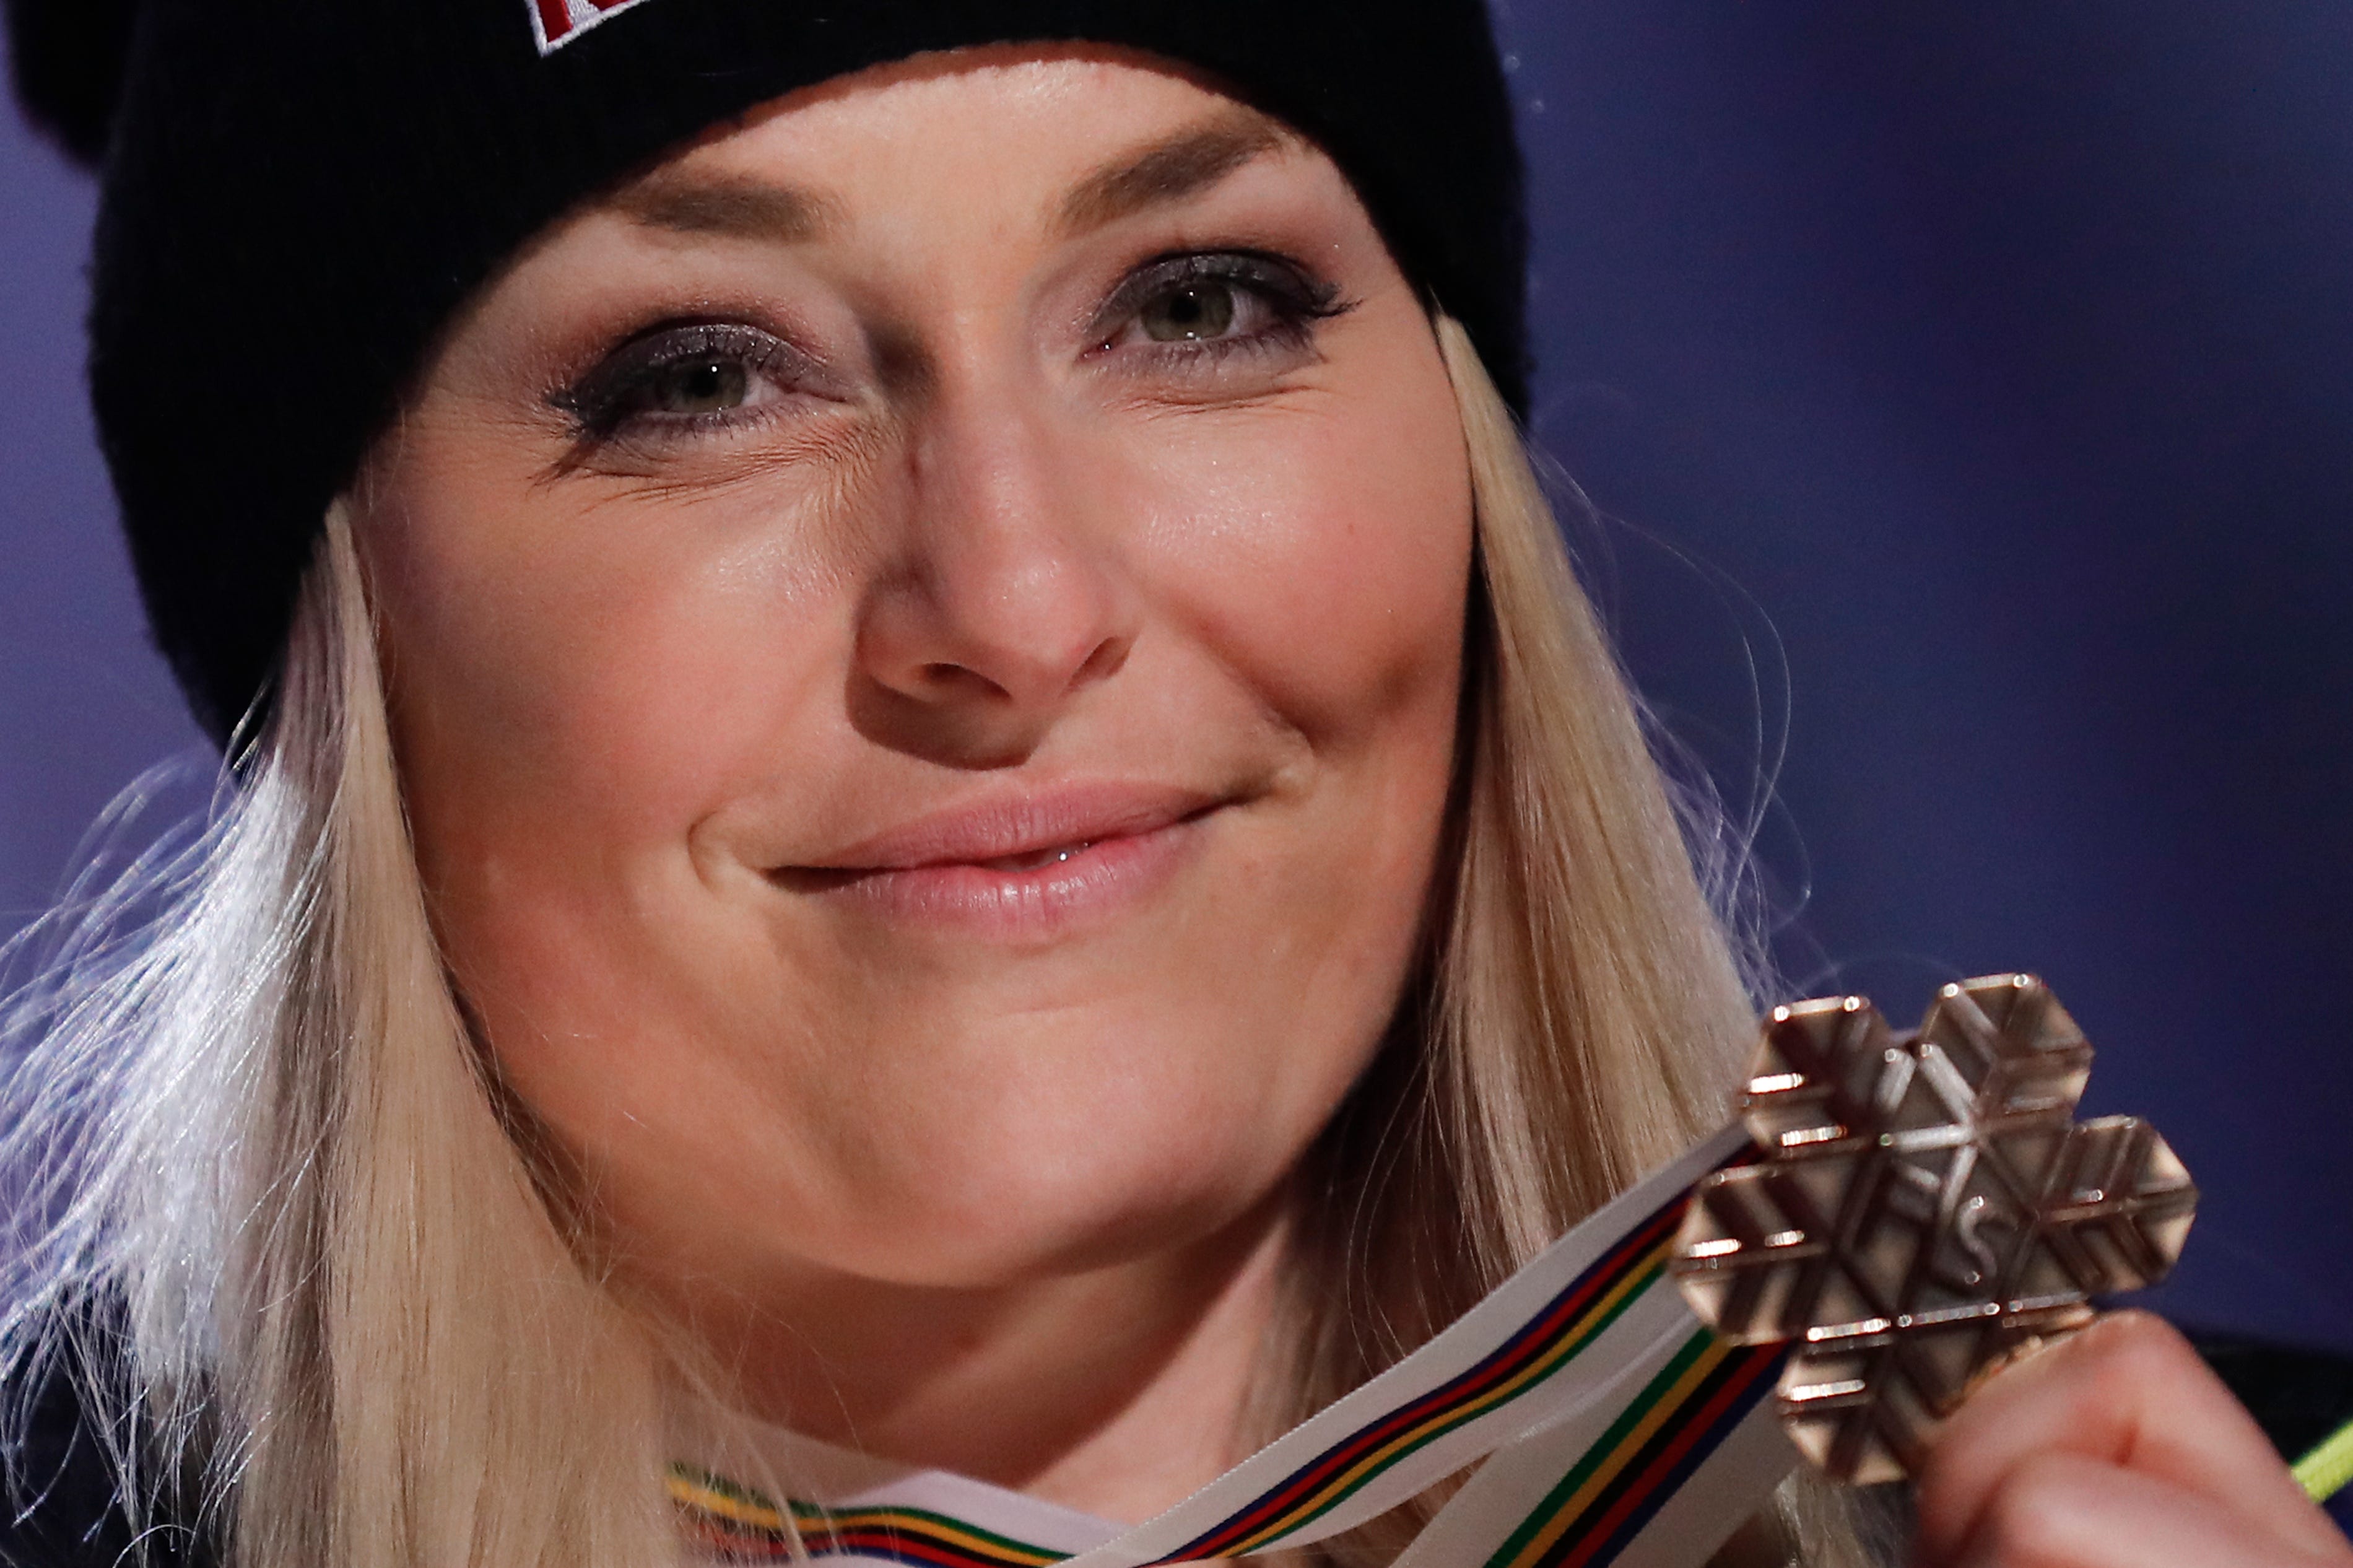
1549, 1347, 1783, 1568
1165, 1201, 1685, 1559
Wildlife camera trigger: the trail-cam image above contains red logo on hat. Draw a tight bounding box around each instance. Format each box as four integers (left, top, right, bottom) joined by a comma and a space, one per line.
530, 0, 656, 53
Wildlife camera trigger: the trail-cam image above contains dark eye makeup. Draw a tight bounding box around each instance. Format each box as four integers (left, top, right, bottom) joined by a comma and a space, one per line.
1085, 250, 1352, 360
549, 248, 1354, 450
550, 321, 833, 441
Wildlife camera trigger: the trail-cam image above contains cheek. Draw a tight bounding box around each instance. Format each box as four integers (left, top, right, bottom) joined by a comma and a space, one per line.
367, 428, 851, 863
1124, 357, 1474, 750
357, 419, 876, 1078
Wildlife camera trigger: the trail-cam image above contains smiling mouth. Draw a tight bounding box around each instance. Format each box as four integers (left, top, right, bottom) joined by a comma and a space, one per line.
773, 822, 1188, 892
970, 839, 1100, 873
762, 782, 1242, 905
762, 803, 1216, 937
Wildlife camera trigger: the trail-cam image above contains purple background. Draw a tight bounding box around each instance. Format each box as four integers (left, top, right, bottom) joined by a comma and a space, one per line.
4, 2, 2349, 1358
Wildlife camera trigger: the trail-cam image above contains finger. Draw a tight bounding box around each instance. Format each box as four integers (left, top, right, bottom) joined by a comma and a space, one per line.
1915, 1312, 2349, 1565
1945, 1449, 2343, 1568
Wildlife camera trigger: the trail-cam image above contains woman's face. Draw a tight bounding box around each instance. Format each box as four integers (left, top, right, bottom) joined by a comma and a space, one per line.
362, 51, 1473, 1305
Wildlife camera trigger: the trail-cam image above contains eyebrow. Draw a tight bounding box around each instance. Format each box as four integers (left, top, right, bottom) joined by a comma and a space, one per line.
611, 170, 842, 244
604, 107, 1293, 248
1056, 110, 1295, 237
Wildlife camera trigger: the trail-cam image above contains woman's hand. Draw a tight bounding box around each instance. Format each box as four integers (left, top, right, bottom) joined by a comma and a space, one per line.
1913, 1312, 2353, 1568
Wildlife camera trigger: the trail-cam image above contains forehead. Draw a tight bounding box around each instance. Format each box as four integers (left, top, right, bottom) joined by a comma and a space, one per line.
602, 53, 1313, 245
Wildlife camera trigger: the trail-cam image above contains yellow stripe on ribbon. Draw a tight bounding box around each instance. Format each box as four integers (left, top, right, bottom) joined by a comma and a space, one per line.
1224, 1246, 1673, 1557
819, 1514, 1068, 1567
671, 1470, 788, 1532
1489, 1336, 1738, 1568
668, 1468, 1070, 1566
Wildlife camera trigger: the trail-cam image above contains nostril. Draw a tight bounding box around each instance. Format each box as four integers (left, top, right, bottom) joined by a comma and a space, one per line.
1075, 637, 1129, 686
919, 661, 1006, 700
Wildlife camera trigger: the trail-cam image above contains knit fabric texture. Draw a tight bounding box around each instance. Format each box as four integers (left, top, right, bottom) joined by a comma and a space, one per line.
6, 0, 1529, 743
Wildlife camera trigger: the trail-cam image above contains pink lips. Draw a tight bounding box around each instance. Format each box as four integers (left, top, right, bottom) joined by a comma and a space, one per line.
773, 784, 1224, 937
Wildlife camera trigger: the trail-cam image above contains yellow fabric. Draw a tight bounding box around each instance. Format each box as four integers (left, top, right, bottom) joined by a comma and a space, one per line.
2294, 1416, 2353, 1505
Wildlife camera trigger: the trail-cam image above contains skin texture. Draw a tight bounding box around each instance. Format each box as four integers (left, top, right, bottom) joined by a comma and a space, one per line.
1914, 1314, 2351, 1568
362, 49, 1471, 1518
353, 45, 2351, 1558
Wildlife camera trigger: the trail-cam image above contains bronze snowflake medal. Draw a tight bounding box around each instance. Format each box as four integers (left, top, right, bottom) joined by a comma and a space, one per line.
1669, 974, 2198, 1484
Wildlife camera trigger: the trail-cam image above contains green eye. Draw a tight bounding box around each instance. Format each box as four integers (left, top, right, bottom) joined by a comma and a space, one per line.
1139, 281, 1239, 343
650, 355, 752, 414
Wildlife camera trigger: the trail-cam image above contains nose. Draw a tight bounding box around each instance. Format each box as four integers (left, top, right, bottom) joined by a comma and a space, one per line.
853, 383, 1137, 765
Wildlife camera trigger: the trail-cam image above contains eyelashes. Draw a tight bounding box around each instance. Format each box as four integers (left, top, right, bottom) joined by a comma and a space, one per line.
549, 248, 1355, 450
1084, 250, 1353, 362
550, 321, 835, 441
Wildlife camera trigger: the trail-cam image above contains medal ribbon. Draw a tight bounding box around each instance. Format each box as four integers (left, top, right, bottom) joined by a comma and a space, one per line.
671, 1125, 1794, 1567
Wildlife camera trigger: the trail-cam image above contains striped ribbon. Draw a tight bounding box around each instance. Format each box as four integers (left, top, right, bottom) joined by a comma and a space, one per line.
669, 1124, 1795, 1567
672, 1475, 1067, 1567
1466, 1333, 1783, 1568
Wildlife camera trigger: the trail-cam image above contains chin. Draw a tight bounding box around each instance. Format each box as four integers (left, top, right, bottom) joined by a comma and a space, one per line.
483, 865, 1404, 1300
733, 1071, 1304, 1292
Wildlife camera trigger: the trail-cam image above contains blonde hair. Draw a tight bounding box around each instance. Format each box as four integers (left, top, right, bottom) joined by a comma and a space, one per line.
0, 318, 1856, 1568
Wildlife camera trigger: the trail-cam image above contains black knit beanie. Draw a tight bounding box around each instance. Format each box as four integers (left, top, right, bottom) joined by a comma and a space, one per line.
7, 0, 1528, 745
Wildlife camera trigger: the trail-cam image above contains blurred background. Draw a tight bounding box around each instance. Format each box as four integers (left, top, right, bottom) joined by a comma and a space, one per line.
3, 0, 2347, 1374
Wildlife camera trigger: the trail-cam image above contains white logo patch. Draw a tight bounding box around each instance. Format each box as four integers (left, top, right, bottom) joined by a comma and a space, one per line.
528, 0, 660, 54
